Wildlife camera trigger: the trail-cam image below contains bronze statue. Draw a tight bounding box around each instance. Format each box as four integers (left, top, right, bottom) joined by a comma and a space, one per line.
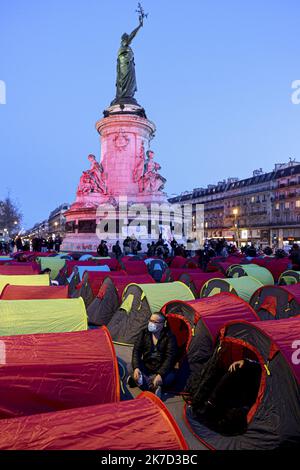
111, 3, 147, 105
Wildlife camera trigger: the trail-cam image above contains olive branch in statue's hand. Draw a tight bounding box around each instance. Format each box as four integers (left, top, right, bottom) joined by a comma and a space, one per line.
136, 2, 148, 26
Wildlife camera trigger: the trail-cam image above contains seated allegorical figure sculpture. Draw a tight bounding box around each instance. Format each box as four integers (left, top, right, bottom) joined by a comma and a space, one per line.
142, 150, 166, 193
77, 154, 107, 195
133, 141, 146, 192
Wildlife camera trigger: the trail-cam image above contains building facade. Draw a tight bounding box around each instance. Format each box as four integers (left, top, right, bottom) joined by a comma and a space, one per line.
169, 160, 300, 248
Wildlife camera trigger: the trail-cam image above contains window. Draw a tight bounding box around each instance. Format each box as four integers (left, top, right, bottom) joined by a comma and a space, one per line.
296, 200, 300, 208
78, 220, 96, 233
285, 202, 290, 209
251, 196, 255, 203
275, 203, 280, 210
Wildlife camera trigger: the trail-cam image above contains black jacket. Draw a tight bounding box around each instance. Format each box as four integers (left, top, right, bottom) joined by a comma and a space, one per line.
132, 328, 177, 379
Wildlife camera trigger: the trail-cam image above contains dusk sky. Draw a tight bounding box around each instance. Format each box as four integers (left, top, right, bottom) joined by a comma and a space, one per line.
1, 0, 299, 229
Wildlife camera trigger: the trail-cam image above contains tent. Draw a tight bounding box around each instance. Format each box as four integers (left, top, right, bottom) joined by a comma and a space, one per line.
252, 257, 291, 283
67, 265, 110, 296
179, 272, 225, 298
0, 274, 50, 295
162, 293, 258, 373
184, 318, 300, 449
108, 281, 195, 345
0, 265, 36, 276
227, 264, 274, 285
38, 257, 66, 280
0, 298, 87, 336
168, 268, 204, 282
57, 258, 121, 285
72, 270, 128, 307
278, 270, 300, 285
0, 392, 188, 450
249, 284, 300, 320
144, 258, 169, 282
0, 328, 119, 418
200, 276, 263, 303
87, 274, 154, 326
121, 260, 148, 275
170, 256, 198, 269
2, 261, 40, 272
0, 285, 68, 300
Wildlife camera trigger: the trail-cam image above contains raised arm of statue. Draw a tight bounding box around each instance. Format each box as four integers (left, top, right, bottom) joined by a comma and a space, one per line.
127, 19, 143, 45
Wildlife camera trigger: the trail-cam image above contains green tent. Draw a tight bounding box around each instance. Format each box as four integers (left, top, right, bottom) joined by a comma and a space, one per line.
278, 270, 300, 285
200, 276, 263, 303
108, 281, 194, 345
0, 298, 87, 336
0, 274, 50, 295
38, 258, 66, 280
227, 264, 274, 285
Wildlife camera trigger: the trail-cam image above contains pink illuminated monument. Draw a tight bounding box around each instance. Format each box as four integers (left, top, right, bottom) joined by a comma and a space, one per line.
62, 7, 173, 252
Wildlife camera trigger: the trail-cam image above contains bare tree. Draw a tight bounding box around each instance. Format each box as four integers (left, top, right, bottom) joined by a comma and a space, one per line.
0, 195, 22, 236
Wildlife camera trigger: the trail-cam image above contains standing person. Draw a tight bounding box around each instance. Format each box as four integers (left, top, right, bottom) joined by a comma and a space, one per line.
123, 237, 131, 255
41, 238, 48, 253
170, 238, 178, 257
112, 241, 122, 259
15, 236, 23, 252
54, 235, 61, 252
47, 237, 54, 251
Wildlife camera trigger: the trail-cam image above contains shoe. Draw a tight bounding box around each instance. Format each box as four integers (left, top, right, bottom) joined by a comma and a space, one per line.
154, 386, 162, 399
126, 376, 137, 388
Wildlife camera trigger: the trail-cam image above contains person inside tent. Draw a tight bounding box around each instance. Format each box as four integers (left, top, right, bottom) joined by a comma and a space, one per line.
127, 312, 178, 399
189, 357, 261, 436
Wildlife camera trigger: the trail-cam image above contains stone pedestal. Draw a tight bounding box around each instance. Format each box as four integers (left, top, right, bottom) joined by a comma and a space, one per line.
62, 104, 173, 253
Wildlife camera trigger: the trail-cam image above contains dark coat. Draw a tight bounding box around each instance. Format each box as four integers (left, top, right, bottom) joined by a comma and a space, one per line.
132, 328, 177, 379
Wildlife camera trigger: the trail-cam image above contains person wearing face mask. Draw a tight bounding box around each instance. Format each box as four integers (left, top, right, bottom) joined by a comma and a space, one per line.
127, 312, 178, 399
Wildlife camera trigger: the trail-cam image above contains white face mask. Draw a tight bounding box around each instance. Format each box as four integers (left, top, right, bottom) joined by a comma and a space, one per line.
148, 322, 158, 333
148, 321, 164, 334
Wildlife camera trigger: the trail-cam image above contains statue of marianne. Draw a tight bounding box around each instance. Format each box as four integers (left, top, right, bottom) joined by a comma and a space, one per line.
111, 15, 143, 105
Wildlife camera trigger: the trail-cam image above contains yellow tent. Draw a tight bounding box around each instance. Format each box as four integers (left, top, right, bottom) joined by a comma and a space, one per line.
0, 274, 50, 295
0, 298, 87, 336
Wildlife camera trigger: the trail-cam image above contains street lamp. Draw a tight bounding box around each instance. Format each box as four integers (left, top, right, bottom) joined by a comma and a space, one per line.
232, 208, 240, 247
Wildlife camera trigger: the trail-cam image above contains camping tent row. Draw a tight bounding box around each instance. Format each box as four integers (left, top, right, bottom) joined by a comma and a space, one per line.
0, 392, 187, 450
184, 317, 300, 449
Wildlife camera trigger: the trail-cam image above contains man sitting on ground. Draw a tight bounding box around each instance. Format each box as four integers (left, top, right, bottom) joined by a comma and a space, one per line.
127, 312, 178, 398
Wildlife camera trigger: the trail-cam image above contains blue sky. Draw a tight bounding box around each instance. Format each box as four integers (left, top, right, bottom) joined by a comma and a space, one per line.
1, 0, 299, 228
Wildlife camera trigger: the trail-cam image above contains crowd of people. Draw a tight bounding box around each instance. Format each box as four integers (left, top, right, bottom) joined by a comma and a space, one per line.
0, 235, 62, 255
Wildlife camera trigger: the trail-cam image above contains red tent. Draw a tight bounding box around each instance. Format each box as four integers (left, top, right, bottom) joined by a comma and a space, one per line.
179, 272, 225, 297
0, 285, 69, 300
0, 392, 188, 450
122, 260, 148, 275
162, 293, 259, 370
250, 283, 300, 320
169, 268, 203, 281
3, 261, 40, 272
185, 317, 300, 449
0, 328, 119, 418
87, 274, 154, 326
0, 265, 37, 275
170, 256, 198, 269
